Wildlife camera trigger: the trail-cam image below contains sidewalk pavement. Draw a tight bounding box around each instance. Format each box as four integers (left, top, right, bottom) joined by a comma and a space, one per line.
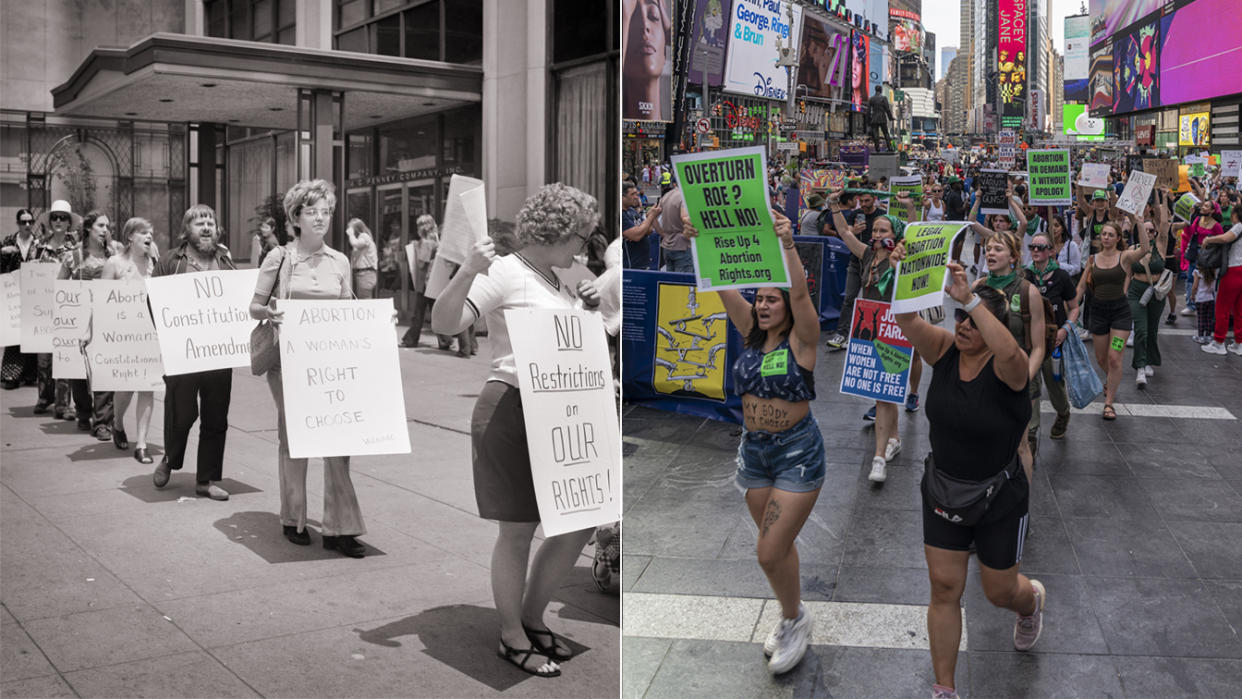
622, 328, 1242, 698
1, 325, 618, 698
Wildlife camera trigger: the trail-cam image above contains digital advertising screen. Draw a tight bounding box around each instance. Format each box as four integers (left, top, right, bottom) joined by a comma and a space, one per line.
889, 1, 922, 55
688, 0, 733, 86
1089, 0, 1163, 47
798, 13, 847, 100
1063, 104, 1105, 141
998, 0, 1028, 127
1158, 0, 1242, 109
1111, 17, 1159, 113
622, 0, 674, 121
1179, 112, 1210, 147
721, 0, 804, 101
1064, 15, 1091, 104
850, 30, 870, 112
1088, 44, 1114, 113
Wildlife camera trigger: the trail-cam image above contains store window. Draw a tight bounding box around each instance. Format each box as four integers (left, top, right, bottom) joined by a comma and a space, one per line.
204, 0, 296, 43
379, 115, 438, 175
334, 0, 479, 64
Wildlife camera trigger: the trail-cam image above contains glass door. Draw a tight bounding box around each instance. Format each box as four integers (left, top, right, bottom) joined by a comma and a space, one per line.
376, 183, 405, 313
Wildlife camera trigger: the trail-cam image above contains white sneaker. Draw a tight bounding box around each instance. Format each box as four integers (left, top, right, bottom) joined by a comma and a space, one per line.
1228, 342, 1242, 356
885, 437, 902, 462
763, 622, 779, 657
868, 456, 887, 483
1181, 306, 1196, 316
1077, 327, 1091, 340
1145, 365, 1155, 377
767, 605, 813, 674
1136, 368, 1147, 388
1126, 334, 1134, 347
1202, 341, 1228, 355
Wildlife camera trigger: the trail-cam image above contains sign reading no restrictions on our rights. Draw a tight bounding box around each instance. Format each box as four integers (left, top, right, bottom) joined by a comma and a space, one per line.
507, 308, 619, 537
671, 147, 790, 291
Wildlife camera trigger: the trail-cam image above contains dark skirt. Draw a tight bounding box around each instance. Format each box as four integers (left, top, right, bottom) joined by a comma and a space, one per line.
471, 380, 540, 522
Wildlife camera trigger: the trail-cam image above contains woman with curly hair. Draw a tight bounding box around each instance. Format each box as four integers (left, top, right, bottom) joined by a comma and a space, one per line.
432, 183, 602, 679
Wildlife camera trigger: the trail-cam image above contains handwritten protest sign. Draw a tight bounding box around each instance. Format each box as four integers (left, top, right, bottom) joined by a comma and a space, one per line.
279, 299, 410, 458
52, 281, 90, 380
404, 242, 417, 286
1079, 163, 1110, 189
437, 174, 486, 265
1221, 150, 1242, 178
1, 272, 19, 346
840, 299, 912, 405
1173, 193, 1200, 222
19, 263, 58, 353
86, 280, 164, 391
978, 169, 1010, 215
1116, 171, 1157, 216
145, 269, 260, 376
507, 308, 619, 537
672, 147, 790, 291
1027, 149, 1072, 205
891, 222, 971, 314
888, 176, 924, 225
1144, 158, 1178, 190
1177, 165, 1190, 192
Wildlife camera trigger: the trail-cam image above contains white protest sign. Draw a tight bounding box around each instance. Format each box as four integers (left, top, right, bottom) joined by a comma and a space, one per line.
19, 263, 58, 352
278, 299, 410, 459
144, 269, 260, 376
86, 280, 165, 391
52, 281, 91, 380
1, 272, 20, 347
1222, 150, 1242, 178
404, 242, 417, 286
507, 308, 619, 537
1116, 171, 1157, 216
436, 174, 485, 266
1079, 163, 1110, 189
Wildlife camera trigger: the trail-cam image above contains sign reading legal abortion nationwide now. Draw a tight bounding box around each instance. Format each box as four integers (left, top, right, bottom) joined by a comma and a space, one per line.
86, 280, 165, 392
52, 281, 90, 380
891, 222, 971, 314
1, 272, 20, 346
144, 269, 260, 376
278, 299, 410, 459
671, 146, 791, 291
507, 308, 620, 537
1027, 149, 1073, 206
19, 263, 58, 353
840, 299, 911, 406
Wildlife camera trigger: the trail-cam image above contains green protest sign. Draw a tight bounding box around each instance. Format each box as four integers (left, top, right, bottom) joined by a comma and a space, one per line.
1191, 162, 1206, 178
1173, 192, 1200, 222
891, 222, 971, 313
873, 340, 912, 374
887, 176, 924, 225
1027, 149, 1073, 205
671, 147, 791, 291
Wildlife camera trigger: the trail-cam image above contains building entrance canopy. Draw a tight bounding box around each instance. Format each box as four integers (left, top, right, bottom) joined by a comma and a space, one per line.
52, 33, 481, 131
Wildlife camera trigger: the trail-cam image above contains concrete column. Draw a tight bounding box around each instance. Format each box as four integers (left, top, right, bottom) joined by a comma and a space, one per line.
184, 0, 204, 36
197, 123, 217, 209
296, 0, 333, 50
312, 91, 333, 180
482, 0, 546, 221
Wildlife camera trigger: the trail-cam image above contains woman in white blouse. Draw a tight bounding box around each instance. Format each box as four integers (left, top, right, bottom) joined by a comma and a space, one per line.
432, 183, 601, 679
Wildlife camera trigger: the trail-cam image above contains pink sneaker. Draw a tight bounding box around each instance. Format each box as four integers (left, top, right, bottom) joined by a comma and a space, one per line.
932, 684, 960, 699
1013, 579, 1045, 651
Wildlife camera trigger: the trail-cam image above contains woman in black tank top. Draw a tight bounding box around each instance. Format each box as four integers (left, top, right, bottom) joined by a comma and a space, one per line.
889, 256, 1045, 697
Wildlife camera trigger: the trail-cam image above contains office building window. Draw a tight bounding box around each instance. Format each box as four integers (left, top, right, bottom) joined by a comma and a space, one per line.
333, 0, 479, 64
204, 0, 296, 43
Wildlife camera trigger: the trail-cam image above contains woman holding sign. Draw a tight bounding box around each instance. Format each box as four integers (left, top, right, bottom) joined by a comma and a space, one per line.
249, 179, 369, 558
431, 183, 601, 679
826, 190, 916, 484
60, 210, 114, 440
887, 255, 1044, 699
101, 217, 159, 462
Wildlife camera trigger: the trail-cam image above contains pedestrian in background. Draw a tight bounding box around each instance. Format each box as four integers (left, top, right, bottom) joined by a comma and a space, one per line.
345, 217, 378, 299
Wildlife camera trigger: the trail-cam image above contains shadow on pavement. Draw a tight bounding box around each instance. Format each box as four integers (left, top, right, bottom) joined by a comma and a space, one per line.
212, 510, 387, 563
552, 565, 620, 626
39, 420, 84, 436
353, 604, 590, 691
68, 441, 150, 462
119, 475, 261, 503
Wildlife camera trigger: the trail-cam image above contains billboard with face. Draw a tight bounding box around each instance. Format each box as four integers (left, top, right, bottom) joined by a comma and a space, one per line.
721, 0, 804, 101
622, 0, 674, 121
998, 0, 1028, 127
1111, 17, 1159, 113
851, 30, 870, 112
689, 0, 734, 86
797, 13, 848, 100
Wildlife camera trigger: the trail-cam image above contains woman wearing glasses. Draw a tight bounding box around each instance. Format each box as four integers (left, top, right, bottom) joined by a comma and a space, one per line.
432, 183, 601, 679
59, 210, 115, 438
33, 200, 84, 420
826, 188, 917, 483
1, 209, 40, 390
1023, 232, 1077, 440
923, 183, 946, 222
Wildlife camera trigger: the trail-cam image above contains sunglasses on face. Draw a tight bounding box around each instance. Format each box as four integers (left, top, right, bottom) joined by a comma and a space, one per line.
1029, 243, 1052, 251
872, 238, 896, 251
18, 219, 33, 225
49, 214, 70, 222
953, 308, 975, 327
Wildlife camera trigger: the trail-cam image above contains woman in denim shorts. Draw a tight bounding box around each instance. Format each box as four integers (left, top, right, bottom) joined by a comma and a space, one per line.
714, 209, 824, 675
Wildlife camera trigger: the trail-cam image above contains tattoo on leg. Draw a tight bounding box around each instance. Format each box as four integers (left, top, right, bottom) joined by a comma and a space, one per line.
761, 499, 782, 537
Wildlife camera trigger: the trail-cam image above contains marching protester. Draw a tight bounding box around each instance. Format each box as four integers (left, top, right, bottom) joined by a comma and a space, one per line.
1125, 189, 1172, 387
32, 200, 81, 418
826, 187, 887, 351
1200, 207, 1242, 355
344, 217, 378, 300
890, 256, 1044, 699
432, 183, 601, 679
706, 207, 822, 675
622, 182, 661, 269
1, 209, 40, 389
61, 210, 114, 439
249, 179, 369, 556
1024, 231, 1076, 439
100, 217, 160, 463
151, 205, 236, 500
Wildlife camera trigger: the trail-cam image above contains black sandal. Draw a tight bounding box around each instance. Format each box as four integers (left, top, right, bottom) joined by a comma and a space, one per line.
1103, 404, 1117, 420
133, 447, 153, 464
113, 428, 129, 450
497, 641, 560, 678
523, 624, 572, 661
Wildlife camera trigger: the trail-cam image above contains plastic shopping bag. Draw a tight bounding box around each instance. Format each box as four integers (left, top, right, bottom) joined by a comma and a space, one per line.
1060, 322, 1104, 409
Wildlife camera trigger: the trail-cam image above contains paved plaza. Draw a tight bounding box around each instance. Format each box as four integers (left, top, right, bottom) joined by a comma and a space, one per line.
622, 326, 1242, 698
1, 327, 619, 698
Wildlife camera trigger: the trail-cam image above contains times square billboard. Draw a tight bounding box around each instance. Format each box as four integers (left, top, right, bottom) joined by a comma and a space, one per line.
998, 0, 1027, 128
1088, 0, 1242, 117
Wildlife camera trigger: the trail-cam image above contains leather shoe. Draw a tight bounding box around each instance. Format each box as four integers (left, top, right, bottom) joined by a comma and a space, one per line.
33, 401, 50, 414
134, 447, 153, 464
152, 458, 172, 488
195, 483, 229, 501
2, 380, 18, 390
323, 535, 366, 558
283, 525, 311, 546
113, 428, 129, 450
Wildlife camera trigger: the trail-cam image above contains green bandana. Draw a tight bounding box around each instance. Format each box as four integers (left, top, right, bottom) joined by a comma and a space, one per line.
876, 265, 895, 297
985, 270, 1019, 290
1025, 259, 1060, 276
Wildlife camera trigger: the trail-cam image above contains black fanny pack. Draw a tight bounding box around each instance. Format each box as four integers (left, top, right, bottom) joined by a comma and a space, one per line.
922, 452, 1019, 527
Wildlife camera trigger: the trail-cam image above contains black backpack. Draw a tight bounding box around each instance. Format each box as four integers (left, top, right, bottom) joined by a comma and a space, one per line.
999, 277, 1058, 360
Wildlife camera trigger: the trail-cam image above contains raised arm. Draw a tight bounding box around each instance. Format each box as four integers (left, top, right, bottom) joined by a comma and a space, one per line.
431, 240, 496, 336
826, 189, 868, 258
889, 243, 956, 364
773, 209, 820, 354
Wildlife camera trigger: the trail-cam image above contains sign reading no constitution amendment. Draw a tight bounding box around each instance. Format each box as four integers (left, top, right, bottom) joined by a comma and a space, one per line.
145, 269, 260, 376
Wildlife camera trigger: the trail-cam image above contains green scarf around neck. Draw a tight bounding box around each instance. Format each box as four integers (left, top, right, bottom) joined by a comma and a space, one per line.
985, 269, 1019, 290
1026, 258, 1060, 276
